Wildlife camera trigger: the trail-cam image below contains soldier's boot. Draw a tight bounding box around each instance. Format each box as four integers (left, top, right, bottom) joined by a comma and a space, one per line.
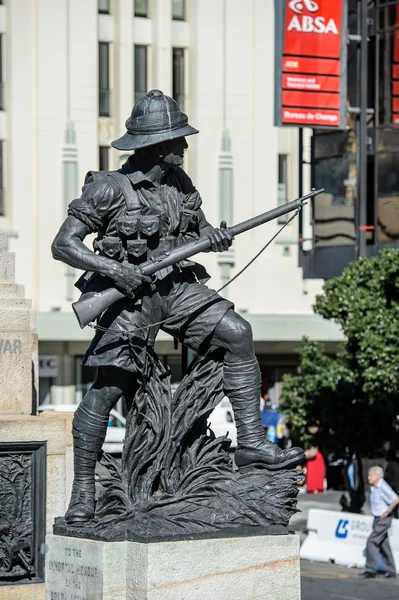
65, 405, 109, 524
224, 358, 305, 469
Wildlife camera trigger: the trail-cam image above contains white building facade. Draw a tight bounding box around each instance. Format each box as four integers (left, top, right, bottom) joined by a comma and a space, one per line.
0, 0, 342, 406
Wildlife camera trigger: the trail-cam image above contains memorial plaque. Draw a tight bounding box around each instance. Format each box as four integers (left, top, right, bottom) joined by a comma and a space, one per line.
0, 441, 46, 585
45, 536, 103, 600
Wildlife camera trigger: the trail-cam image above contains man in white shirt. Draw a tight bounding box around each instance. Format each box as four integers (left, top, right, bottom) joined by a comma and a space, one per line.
362, 466, 399, 579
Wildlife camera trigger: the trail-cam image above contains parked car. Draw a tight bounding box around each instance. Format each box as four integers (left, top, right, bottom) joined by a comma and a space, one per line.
208, 397, 237, 450
171, 385, 237, 449
38, 404, 126, 455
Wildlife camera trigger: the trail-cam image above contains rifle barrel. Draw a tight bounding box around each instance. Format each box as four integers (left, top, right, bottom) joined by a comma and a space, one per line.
141, 188, 324, 276
72, 188, 324, 327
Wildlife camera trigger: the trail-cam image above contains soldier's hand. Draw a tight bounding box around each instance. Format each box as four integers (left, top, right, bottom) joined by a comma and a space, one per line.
110, 263, 151, 298
208, 221, 234, 252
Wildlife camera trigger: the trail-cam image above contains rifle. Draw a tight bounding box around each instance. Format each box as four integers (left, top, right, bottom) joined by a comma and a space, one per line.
72, 188, 323, 328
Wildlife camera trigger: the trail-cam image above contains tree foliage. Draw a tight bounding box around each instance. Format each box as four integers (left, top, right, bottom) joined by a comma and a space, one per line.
281, 247, 399, 458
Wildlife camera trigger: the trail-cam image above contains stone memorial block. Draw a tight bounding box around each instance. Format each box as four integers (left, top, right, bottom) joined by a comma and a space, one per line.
45, 533, 300, 600
0, 231, 72, 600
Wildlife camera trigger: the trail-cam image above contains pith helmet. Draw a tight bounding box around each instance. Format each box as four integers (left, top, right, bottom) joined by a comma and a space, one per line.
111, 89, 199, 151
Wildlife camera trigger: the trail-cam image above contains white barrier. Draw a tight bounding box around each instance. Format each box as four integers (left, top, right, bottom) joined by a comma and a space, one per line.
300, 508, 399, 573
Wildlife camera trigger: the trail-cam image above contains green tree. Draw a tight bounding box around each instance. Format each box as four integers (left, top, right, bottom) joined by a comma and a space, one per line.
281, 247, 399, 510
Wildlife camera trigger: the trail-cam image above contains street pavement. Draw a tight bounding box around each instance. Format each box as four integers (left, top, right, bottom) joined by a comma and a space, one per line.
301, 560, 398, 600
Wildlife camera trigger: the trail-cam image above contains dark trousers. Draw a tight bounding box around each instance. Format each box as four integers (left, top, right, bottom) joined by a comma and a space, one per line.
366, 516, 396, 575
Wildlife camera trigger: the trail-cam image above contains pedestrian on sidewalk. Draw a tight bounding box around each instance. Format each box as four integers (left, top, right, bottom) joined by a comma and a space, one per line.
361, 466, 399, 579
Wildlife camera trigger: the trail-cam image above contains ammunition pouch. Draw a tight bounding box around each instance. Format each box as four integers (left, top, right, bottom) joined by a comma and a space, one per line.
117, 216, 139, 237
139, 214, 162, 236
126, 239, 148, 260
97, 237, 124, 260
116, 214, 163, 238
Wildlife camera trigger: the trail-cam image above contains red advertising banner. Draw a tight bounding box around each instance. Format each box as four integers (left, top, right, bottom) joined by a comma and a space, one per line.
275, 0, 347, 129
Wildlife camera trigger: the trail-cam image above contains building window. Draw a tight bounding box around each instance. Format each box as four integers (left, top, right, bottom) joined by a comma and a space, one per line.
377, 152, 399, 244
277, 154, 289, 223
134, 45, 148, 104
172, 48, 185, 112
172, 0, 185, 20
313, 153, 357, 248
99, 42, 111, 117
0, 141, 4, 216
134, 0, 148, 17
98, 0, 110, 14
99, 146, 110, 172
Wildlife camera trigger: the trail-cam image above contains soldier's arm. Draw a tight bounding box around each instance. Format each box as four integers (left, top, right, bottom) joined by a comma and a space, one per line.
52, 216, 121, 279
52, 217, 149, 297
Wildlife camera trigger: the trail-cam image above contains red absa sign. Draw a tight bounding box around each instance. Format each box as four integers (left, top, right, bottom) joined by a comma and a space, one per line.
278, 0, 346, 129
284, 0, 344, 59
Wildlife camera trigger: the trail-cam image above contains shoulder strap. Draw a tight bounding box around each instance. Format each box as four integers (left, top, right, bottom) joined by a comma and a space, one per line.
108, 171, 140, 212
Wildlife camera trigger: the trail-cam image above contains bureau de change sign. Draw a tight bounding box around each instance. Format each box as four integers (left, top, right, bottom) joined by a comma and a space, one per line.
274, 0, 348, 129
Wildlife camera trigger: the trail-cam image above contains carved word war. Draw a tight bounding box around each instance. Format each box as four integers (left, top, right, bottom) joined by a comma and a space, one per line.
0, 338, 22, 353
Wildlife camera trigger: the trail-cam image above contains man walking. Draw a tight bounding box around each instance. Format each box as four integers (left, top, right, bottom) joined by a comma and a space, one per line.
362, 466, 399, 579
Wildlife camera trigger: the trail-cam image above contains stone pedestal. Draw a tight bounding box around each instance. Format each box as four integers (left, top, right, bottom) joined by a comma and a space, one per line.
0, 232, 72, 600
45, 532, 300, 600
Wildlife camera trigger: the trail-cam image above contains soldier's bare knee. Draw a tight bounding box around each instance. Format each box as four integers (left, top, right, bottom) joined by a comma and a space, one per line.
214, 311, 253, 353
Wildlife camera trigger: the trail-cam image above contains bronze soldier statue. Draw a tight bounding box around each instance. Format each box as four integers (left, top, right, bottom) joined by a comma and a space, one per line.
52, 90, 305, 524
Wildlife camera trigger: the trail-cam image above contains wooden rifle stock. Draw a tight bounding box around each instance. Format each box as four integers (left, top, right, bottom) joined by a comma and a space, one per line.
72, 188, 324, 328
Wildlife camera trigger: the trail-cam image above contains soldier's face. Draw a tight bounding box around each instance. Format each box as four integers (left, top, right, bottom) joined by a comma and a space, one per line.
160, 138, 188, 167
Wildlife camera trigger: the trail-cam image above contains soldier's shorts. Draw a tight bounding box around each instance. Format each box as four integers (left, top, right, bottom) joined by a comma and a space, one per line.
82, 268, 233, 373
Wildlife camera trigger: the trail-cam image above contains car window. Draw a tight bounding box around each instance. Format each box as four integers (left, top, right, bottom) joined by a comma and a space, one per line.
108, 415, 124, 428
